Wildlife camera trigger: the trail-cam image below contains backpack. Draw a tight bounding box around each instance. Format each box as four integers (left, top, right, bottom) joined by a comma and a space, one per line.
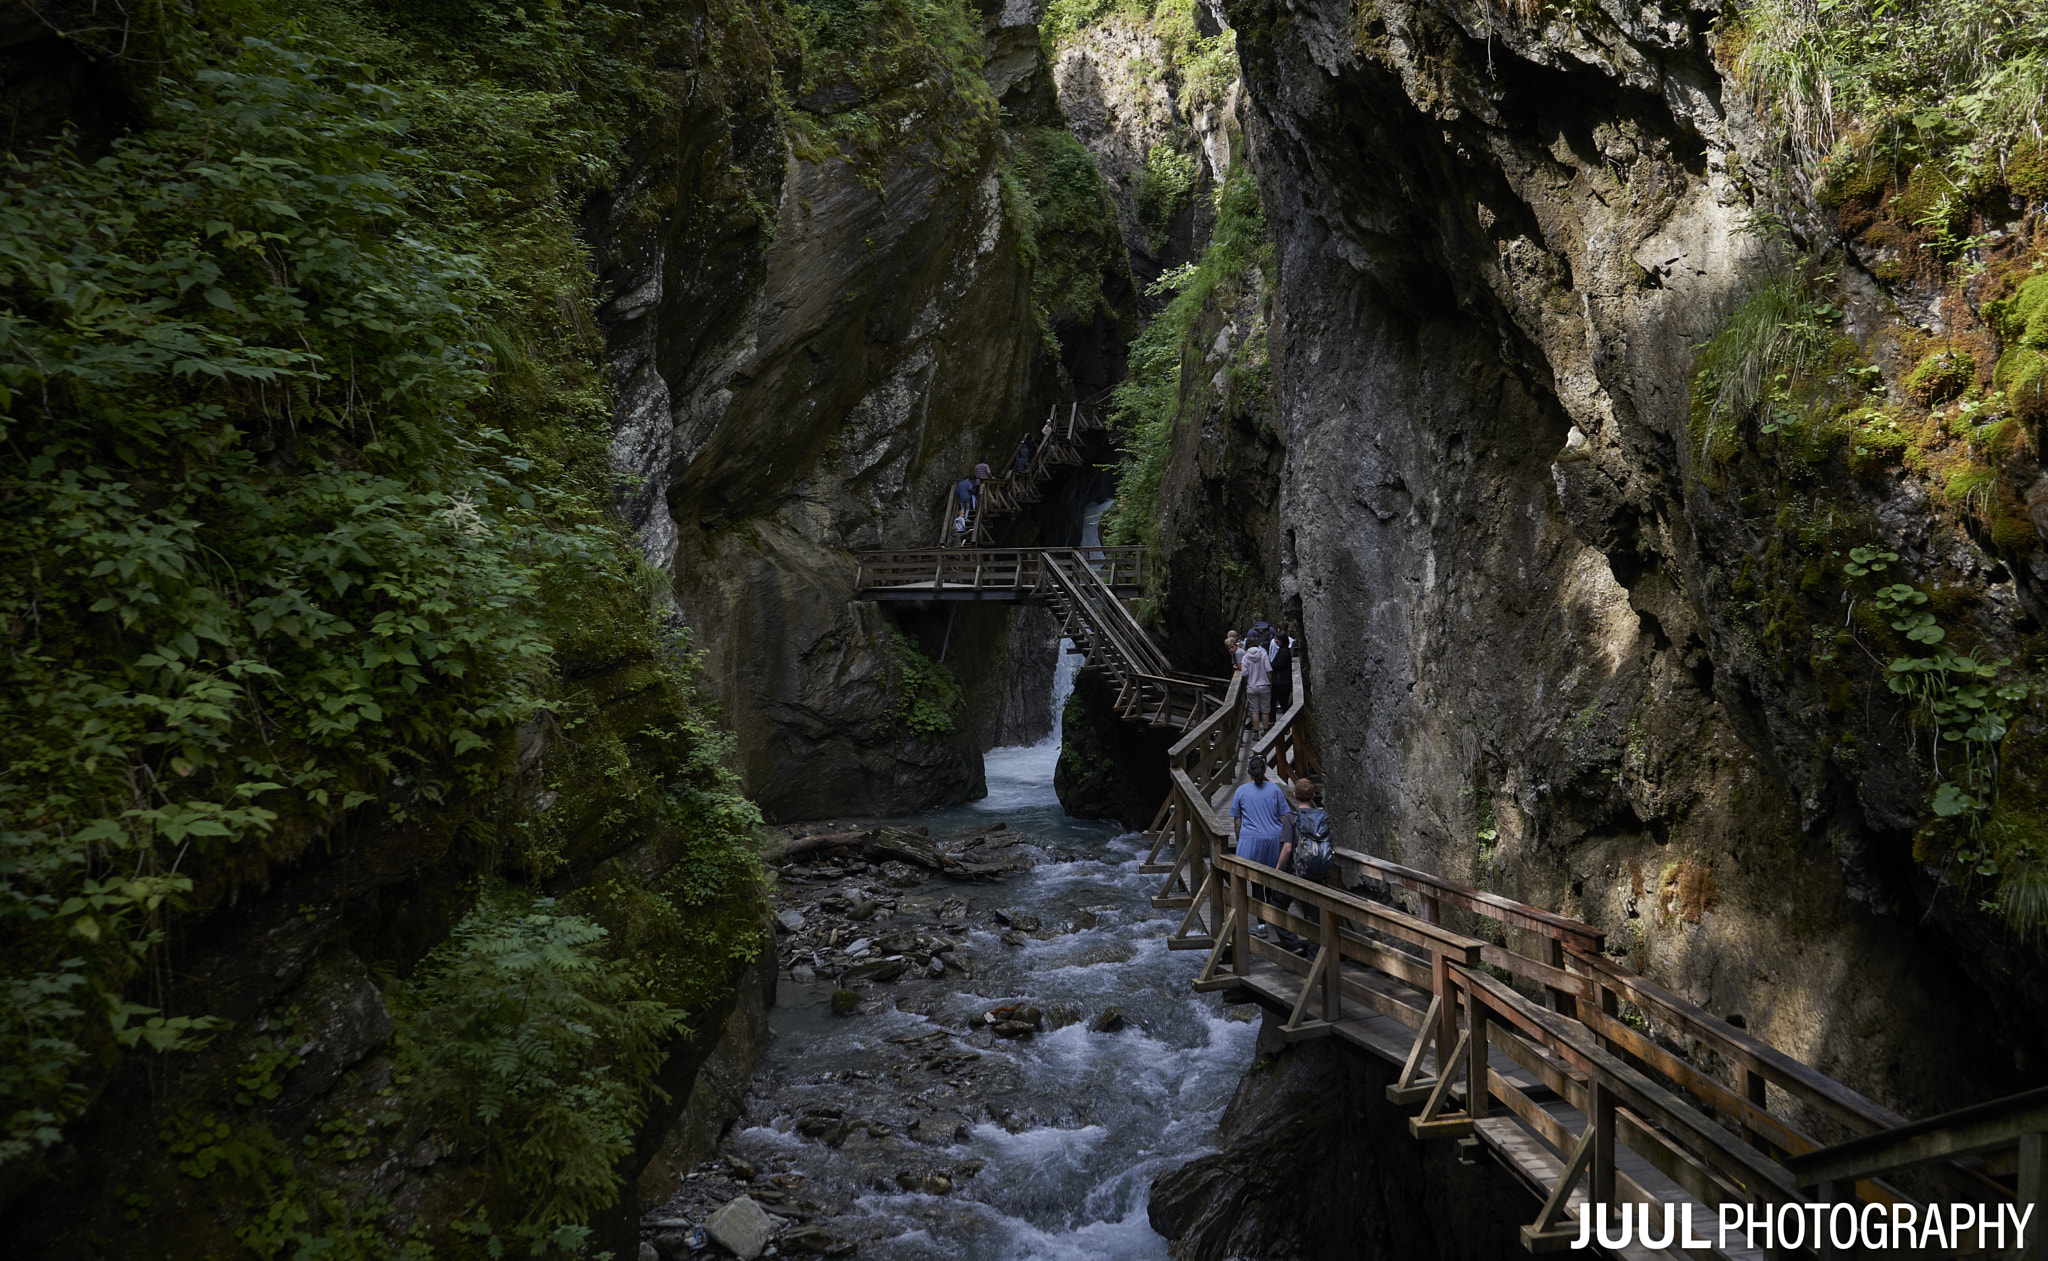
1291, 807, 1334, 881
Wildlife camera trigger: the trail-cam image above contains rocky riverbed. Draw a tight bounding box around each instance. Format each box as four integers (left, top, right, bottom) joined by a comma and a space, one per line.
636, 732, 1262, 1261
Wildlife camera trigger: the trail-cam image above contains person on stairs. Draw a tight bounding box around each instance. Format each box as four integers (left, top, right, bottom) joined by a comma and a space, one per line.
1268, 622, 1294, 717
1224, 629, 1242, 675
1240, 636, 1273, 735
952, 474, 978, 545
1014, 435, 1034, 476
1230, 756, 1292, 940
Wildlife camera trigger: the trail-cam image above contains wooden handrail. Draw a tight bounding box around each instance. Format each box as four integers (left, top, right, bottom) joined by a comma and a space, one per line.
1565, 947, 1907, 1137
1337, 848, 1604, 951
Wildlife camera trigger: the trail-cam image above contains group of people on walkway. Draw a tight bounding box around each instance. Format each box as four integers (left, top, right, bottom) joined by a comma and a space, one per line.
950, 421, 1055, 545
1224, 613, 1295, 734
1228, 758, 1333, 952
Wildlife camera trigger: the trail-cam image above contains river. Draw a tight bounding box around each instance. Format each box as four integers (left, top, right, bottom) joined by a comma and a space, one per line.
706, 636, 1259, 1258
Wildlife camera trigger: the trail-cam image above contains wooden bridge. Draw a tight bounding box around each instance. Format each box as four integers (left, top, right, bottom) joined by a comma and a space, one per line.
854, 545, 1227, 731
1143, 670, 2047, 1258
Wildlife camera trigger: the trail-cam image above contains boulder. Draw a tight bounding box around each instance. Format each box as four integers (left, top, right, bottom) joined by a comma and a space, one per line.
704, 1196, 775, 1261
1091, 1006, 1129, 1033
775, 909, 806, 933
843, 958, 908, 983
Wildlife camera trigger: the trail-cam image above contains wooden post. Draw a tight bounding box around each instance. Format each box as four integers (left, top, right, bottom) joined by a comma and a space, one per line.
1321, 901, 1341, 1023
1738, 1065, 1768, 1151
1591, 1080, 1616, 1208
1423, 894, 1441, 926
1543, 936, 1575, 1018
1432, 950, 1456, 1080
1467, 985, 1489, 1120
1231, 862, 1251, 980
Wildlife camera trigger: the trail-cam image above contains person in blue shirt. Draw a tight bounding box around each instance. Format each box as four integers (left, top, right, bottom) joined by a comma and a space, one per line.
1230, 756, 1293, 937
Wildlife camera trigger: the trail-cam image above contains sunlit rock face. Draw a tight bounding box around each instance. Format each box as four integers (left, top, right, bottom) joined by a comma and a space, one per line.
1185, 0, 2038, 1129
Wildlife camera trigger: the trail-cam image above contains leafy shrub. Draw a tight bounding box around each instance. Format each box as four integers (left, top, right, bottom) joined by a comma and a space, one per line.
1106, 166, 1271, 554
0, 36, 620, 1168
884, 628, 962, 737
397, 894, 681, 1240
1137, 142, 1200, 236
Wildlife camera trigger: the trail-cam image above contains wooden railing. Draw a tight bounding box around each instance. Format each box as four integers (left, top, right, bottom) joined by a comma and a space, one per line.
1149, 669, 2040, 1253
937, 401, 1105, 546
853, 547, 1146, 599
1037, 550, 1223, 731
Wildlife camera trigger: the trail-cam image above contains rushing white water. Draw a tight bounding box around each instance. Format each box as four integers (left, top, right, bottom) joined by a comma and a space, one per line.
732, 630, 1257, 1259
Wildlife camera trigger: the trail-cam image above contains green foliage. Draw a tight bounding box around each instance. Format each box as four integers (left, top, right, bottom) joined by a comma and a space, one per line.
0, 36, 605, 1168
1735, 0, 2048, 182
396, 892, 681, 1240
1136, 142, 1200, 239
884, 628, 963, 738
1844, 551, 2041, 926
786, 0, 996, 177
1105, 167, 1272, 554
1040, 0, 1236, 117
1003, 125, 1130, 339
1, 7, 771, 1243
1986, 272, 2048, 413
1688, 264, 1858, 470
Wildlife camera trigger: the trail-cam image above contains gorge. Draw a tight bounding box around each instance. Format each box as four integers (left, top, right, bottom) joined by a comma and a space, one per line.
1, 0, 2046, 1255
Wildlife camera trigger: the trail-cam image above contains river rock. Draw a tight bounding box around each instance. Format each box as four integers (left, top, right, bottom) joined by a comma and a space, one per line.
705, 1196, 774, 1261
999, 930, 1030, 947
912, 1112, 972, 1143
830, 990, 861, 1016
775, 909, 806, 933
922, 1173, 953, 1194
1091, 1006, 1129, 1033
992, 1019, 1036, 1038
872, 929, 919, 954
779, 1224, 837, 1254
843, 958, 908, 983
864, 828, 948, 870
791, 965, 817, 985
638, 1244, 658, 1261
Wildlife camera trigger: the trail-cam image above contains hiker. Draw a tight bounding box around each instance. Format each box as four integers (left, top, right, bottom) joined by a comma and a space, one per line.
1014, 435, 1034, 475
1230, 755, 1292, 937
1249, 611, 1272, 648
953, 474, 978, 544
1240, 635, 1272, 735
1224, 629, 1242, 674
973, 459, 992, 487
1269, 621, 1294, 715
1277, 778, 1333, 933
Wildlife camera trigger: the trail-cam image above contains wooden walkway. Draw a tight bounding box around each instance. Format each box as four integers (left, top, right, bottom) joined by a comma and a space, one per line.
852, 546, 1227, 731
854, 534, 2047, 1255
1143, 670, 2046, 1259
938, 401, 1105, 546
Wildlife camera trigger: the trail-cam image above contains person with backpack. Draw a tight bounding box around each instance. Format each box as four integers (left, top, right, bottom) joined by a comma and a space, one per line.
1230, 755, 1291, 938
1014, 436, 1034, 475
1278, 778, 1332, 933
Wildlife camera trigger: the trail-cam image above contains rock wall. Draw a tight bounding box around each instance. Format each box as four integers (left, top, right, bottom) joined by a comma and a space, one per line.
1150, 1015, 1532, 1260
1163, 0, 2048, 1142
591, 0, 1146, 819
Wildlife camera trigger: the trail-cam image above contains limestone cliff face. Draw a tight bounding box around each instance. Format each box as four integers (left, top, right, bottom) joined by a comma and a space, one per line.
592, 0, 1075, 820
1177, 0, 2045, 1127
